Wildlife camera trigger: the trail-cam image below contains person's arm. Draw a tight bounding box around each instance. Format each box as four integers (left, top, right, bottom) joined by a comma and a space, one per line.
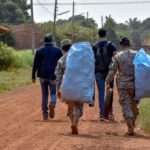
55, 60, 64, 99
106, 56, 119, 90
32, 50, 40, 83
55, 60, 64, 90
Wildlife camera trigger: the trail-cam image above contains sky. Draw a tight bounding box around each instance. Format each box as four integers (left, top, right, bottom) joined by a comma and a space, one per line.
28, 0, 150, 27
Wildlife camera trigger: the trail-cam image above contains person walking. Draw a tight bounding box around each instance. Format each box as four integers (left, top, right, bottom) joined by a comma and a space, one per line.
93, 28, 117, 121
32, 33, 62, 120
106, 37, 139, 135
55, 39, 84, 135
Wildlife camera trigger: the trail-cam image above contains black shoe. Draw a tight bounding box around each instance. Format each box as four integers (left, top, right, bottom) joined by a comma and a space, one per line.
71, 125, 78, 135
43, 114, 48, 120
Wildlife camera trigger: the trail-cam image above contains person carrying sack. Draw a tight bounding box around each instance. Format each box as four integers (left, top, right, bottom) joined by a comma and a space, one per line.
56, 41, 95, 135
106, 37, 139, 135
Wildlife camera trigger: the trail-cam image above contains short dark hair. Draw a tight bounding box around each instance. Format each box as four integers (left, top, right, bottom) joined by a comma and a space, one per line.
120, 37, 130, 47
62, 44, 71, 52
98, 28, 106, 38
44, 33, 53, 43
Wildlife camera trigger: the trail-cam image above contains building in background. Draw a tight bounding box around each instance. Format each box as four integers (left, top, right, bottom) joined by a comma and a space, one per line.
12, 23, 42, 50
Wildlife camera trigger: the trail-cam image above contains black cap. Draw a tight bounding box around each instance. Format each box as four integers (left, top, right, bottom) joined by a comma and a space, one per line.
120, 37, 130, 46
44, 33, 53, 43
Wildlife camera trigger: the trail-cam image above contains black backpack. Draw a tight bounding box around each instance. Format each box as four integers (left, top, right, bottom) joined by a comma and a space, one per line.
95, 41, 112, 73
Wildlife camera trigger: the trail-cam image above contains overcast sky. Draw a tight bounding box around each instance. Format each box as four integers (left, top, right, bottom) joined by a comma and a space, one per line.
29, 0, 150, 26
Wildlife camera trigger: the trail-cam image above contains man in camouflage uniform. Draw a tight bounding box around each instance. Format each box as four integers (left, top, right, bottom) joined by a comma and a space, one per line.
55, 39, 83, 135
106, 37, 139, 135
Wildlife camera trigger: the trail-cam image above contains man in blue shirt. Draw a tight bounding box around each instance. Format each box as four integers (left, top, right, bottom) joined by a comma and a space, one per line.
93, 28, 117, 121
32, 33, 62, 120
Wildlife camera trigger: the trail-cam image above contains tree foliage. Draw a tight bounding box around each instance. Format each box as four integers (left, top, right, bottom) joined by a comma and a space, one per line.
0, 0, 30, 25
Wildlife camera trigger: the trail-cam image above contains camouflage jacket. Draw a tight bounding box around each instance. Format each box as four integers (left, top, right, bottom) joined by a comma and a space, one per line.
106, 49, 137, 89
55, 52, 68, 90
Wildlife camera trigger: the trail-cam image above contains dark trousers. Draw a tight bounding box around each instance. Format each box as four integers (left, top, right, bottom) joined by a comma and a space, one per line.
40, 78, 56, 115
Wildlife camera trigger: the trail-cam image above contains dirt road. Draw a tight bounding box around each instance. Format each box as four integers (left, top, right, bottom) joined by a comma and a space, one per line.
0, 84, 150, 150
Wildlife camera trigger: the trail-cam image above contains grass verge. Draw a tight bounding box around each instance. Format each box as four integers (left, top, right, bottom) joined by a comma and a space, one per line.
0, 67, 32, 92
137, 98, 150, 133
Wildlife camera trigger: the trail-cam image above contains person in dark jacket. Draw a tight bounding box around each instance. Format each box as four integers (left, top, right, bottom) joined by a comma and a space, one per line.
32, 33, 62, 120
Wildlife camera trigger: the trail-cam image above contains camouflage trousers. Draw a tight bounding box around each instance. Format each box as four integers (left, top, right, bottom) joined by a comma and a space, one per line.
66, 102, 83, 121
118, 89, 139, 119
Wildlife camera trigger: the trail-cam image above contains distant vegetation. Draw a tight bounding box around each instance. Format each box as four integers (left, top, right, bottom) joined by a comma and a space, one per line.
0, 42, 33, 70
137, 99, 150, 133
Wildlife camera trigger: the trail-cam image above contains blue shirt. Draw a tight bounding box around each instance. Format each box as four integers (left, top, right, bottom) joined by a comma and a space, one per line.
94, 40, 117, 57
32, 44, 62, 80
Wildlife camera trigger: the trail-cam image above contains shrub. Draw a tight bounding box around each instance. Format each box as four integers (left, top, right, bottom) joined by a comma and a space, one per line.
0, 42, 33, 70
0, 42, 19, 70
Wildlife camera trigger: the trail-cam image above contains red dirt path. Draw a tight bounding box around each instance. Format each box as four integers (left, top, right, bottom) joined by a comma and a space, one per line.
0, 84, 150, 150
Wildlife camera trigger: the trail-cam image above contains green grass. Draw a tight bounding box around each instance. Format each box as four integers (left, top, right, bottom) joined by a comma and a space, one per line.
137, 98, 150, 133
15, 50, 34, 68
0, 49, 34, 92
0, 67, 32, 92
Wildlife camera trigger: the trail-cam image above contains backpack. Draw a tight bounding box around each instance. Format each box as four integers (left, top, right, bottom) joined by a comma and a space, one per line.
95, 41, 112, 73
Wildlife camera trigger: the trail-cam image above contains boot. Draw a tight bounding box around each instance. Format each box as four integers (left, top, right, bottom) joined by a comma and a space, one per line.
43, 114, 48, 121
71, 116, 79, 135
49, 103, 55, 119
125, 118, 134, 136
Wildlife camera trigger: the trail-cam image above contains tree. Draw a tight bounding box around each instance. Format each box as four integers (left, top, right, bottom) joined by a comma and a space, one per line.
125, 18, 141, 30
0, 0, 30, 25
104, 15, 119, 45
132, 30, 142, 49
68, 15, 97, 28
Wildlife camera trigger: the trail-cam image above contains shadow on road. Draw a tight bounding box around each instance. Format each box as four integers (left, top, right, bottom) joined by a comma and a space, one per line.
33, 119, 68, 123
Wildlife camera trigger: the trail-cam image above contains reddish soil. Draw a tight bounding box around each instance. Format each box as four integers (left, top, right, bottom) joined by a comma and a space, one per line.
0, 84, 150, 150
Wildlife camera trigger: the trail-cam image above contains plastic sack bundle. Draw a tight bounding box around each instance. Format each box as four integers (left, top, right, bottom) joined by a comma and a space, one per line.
133, 48, 150, 99
61, 42, 95, 103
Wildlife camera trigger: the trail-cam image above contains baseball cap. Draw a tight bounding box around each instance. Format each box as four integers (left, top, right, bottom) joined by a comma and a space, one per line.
61, 39, 72, 47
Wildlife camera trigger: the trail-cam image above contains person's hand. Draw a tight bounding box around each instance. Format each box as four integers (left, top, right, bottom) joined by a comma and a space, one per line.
57, 90, 61, 99
106, 84, 110, 93
32, 78, 36, 84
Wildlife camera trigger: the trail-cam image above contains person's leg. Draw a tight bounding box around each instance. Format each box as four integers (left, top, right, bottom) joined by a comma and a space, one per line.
48, 82, 56, 118
71, 102, 83, 134
40, 78, 49, 120
95, 74, 105, 119
129, 89, 139, 128
109, 80, 114, 120
118, 89, 134, 135
66, 102, 74, 123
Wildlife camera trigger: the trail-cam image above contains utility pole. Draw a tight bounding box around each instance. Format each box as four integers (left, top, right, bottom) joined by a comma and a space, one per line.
31, 0, 35, 55
53, 0, 58, 42
101, 15, 104, 27
87, 12, 89, 21
72, 1, 75, 42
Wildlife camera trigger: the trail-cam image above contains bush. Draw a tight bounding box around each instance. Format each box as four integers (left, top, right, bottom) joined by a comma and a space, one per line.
0, 42, 19, 70
0, 42, 33, 70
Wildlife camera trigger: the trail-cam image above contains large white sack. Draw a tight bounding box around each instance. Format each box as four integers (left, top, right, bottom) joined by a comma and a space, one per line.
133, 48, 150, 99
61, 42, 95, 103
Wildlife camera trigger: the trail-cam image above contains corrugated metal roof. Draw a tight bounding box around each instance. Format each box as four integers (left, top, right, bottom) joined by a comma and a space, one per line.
0, 25, 10, 32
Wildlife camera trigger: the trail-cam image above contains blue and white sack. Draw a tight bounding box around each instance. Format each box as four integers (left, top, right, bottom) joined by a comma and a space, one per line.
61, 42, 95, 103
133, 48, 150, 99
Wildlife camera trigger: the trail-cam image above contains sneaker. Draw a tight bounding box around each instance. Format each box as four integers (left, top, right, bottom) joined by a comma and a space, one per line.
49, 104, 55, 118
71, 125, 78, 135
43, 114, 48, 120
